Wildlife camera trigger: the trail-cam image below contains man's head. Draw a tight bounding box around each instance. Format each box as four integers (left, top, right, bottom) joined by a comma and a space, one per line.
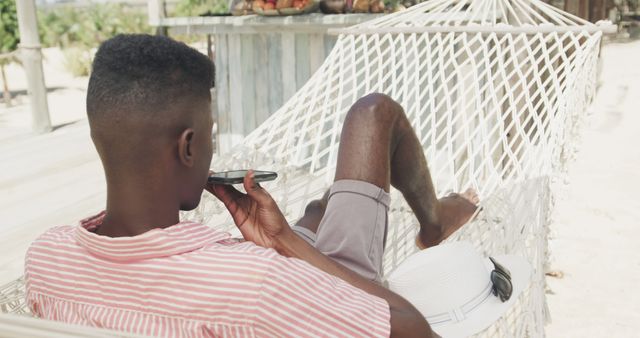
88, 34, 214, 211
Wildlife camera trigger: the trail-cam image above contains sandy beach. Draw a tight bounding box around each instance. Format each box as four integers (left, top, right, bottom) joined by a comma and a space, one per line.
1, 39, 639, 335
544, 39, 640, 336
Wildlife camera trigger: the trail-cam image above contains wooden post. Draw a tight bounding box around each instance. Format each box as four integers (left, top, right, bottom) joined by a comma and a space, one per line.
589, 0, 609, 22
1, 63, 12, 107
148, 0, 168, 36
207, 35, 213, 60
15, 0, 51, 133
579, 0, 590, 19
564, 0, 591, 21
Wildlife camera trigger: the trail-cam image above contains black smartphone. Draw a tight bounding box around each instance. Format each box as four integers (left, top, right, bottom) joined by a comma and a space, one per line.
208, 170, 278, 185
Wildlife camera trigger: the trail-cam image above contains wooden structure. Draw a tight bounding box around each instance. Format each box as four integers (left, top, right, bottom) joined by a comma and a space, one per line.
562, 0, 612, 22
15, 0, 51, 133
148, 1, 381, 152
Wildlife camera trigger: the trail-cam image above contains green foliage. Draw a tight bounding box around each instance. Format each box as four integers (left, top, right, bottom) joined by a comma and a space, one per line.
174, 0, 229, 16
38, 3, 152, 49
0, 0, 19, 55
62, 47, 94, 77
37, 2, 152, 76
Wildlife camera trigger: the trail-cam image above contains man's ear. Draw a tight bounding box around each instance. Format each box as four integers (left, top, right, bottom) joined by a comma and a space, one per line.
178, 128, 195, 167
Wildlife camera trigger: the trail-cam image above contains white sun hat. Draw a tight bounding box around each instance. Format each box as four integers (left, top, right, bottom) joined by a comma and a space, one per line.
385, 241, 532, 338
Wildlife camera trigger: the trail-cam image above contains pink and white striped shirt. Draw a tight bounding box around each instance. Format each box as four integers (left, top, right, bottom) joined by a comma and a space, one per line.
25, 212, 390, 337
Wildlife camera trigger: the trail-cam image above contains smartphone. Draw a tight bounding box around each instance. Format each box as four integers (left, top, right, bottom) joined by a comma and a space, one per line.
208, 170, 277, 185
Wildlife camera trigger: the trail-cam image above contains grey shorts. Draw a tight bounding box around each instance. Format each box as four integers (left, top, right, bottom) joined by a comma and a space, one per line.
292, 179, 390, 282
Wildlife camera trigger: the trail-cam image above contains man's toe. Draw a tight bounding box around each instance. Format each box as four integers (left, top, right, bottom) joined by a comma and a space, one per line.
462, 188, 480, 204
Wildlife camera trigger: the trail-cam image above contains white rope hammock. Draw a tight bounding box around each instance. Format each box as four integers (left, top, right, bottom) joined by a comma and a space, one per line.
1, 0, 611, 336
331, 0, 615, 34
196, 1, 610, 336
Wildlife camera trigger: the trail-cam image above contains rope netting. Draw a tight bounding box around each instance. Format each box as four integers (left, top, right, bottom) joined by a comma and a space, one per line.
0, 0, 611, 336
0, 277, 28, 315
191, 1, 609, 336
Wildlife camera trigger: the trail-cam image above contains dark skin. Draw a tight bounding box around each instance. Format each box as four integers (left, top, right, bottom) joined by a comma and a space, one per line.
294, 94, 478, 248
209, 94, 477, 337
93, 98, 214, 237
92, 93, 475, 337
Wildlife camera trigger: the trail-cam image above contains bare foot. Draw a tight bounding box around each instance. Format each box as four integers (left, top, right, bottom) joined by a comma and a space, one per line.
417, 188, 479, 249
460, 188, 480, 205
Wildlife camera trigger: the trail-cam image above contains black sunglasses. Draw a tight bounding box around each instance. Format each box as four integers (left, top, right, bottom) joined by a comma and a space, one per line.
489, 257, 513, 302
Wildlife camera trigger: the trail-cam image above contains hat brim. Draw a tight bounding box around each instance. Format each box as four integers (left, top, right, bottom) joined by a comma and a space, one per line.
429, 255, 532, 338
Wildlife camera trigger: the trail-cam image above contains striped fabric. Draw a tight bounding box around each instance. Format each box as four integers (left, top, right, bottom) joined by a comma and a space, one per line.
24, 212, 390, 337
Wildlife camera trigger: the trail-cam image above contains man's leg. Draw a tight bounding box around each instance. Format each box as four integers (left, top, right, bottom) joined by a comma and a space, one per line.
333, 93, 477, 245
294, 93, 477, 279
384, 101, 479, 248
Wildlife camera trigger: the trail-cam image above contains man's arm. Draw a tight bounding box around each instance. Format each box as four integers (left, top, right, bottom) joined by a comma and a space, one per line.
207, 171, 435, 338
276, 229, 433, 338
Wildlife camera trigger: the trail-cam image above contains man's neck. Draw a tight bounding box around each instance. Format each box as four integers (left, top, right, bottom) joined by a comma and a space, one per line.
96, 180, 181, 237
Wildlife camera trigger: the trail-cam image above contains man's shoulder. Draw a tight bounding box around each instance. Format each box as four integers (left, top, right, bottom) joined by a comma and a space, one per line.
42, 224, 76, 235
25, 225, 78, 275
26, 224, 76, 254
30, 225, 76, 247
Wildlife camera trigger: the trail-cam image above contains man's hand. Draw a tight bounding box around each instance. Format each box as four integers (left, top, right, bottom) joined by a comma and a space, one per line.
206, 170, 291, 249
208, 170, 434, 337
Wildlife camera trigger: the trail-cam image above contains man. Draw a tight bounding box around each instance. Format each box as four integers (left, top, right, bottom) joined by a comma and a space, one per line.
25, 34, 477, 337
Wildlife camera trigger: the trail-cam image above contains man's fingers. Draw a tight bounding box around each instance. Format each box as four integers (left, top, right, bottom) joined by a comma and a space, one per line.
204, 171, 214, 193
207, 183, 253, 227
243, 170, 272, 205
210, 183, 244, 207
243, 170, 258, 194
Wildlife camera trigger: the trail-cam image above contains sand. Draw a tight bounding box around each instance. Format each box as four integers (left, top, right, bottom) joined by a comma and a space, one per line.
1, 40, 639, 335
544, 39, 640, 336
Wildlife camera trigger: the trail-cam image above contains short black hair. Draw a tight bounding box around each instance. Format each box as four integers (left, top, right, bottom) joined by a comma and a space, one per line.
87, 34, 214, 122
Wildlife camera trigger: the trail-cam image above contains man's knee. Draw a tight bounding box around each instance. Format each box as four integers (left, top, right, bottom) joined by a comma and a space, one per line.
345, 93, 404, 127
